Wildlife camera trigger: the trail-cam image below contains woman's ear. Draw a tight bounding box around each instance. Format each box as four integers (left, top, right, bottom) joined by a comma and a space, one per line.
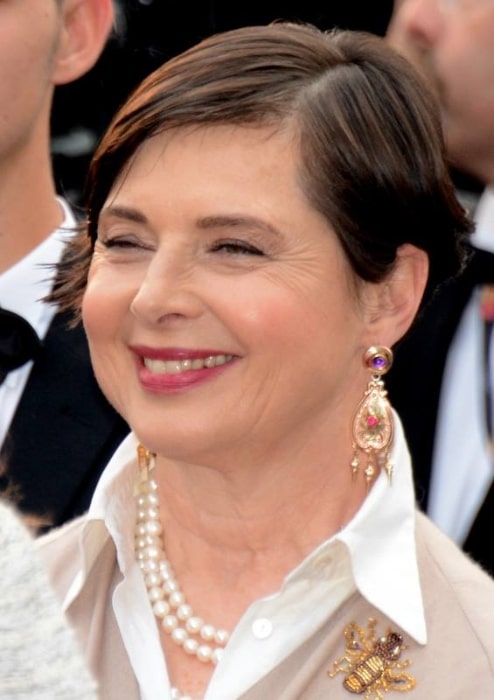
361, 243, 429, 348
53, 0, 114, 85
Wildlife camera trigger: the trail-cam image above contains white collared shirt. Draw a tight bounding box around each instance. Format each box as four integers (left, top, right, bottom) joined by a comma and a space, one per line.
62, 413, 426, 700
428, 186, 494, 543
0, 198, 76, 447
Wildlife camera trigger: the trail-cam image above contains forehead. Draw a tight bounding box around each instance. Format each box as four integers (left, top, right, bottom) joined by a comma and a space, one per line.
110, 123, 303, 200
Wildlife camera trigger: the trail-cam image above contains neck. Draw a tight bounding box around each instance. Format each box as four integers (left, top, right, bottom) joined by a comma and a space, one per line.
0, 127, 63, 273
151, 432, 366, 602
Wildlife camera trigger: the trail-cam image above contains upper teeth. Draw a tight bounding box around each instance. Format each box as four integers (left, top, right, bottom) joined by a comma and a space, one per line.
143, 355, 233, 374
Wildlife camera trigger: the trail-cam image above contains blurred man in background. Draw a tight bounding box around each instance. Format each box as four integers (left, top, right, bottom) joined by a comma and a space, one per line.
386, 0, 494, 573
0, 0, 128, 531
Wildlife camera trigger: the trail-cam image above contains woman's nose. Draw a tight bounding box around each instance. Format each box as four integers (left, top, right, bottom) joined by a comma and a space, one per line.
129, 251, 203, 325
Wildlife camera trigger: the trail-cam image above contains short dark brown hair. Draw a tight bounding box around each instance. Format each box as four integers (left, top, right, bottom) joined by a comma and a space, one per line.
51, 22, 472, 318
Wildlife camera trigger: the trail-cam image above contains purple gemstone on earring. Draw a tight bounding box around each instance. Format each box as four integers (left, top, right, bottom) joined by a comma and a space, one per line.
371, 355, 386, 371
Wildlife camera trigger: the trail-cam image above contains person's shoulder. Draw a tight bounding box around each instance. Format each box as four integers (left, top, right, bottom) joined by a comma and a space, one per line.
36, 514, 87, 601
0, 505, 97, 699
416, 511, 494, 653
416, 509, 494, 584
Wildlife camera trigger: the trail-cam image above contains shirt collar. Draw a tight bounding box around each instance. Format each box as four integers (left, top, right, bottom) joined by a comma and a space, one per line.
71, 412, 426, 644
61, 435, 137, 610
335, 411, 426, 644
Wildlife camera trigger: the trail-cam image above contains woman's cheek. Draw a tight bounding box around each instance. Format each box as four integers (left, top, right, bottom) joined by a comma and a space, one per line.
82, 277, 110, 342
82, 260, 139, 336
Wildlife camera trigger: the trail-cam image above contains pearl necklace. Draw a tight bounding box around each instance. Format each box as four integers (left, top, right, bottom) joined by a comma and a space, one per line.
134, 446, 230, 675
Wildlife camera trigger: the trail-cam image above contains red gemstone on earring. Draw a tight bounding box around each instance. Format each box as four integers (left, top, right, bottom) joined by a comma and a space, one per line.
366, 416, 379, 428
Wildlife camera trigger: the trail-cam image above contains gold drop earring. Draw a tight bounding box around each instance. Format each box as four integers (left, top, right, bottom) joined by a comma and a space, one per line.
351, 346, 394, 486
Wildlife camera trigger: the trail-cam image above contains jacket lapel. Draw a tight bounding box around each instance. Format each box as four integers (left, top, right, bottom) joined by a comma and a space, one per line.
1, 310, 128, 528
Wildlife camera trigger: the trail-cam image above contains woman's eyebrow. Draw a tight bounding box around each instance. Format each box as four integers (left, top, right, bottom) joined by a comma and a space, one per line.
197, 214, 280, 236
99, 205, 148, 224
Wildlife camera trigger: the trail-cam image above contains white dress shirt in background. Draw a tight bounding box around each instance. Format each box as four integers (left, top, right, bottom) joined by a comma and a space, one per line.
429, 186, 494, 543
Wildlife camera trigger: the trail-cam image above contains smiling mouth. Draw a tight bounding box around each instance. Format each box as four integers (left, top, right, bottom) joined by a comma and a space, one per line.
143, 354, 234, 375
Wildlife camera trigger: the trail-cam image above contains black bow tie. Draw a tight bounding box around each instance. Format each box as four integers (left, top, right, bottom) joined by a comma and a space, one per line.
0, 307, 42, 384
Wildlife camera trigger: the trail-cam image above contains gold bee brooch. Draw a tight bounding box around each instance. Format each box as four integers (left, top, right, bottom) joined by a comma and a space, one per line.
328, 618, 416, 698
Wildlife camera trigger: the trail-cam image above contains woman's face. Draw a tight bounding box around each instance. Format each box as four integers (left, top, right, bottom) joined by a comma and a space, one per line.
83, 125, 376, 463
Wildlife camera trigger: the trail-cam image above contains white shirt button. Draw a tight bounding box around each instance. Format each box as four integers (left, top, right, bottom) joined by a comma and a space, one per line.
252, 618, 273, 639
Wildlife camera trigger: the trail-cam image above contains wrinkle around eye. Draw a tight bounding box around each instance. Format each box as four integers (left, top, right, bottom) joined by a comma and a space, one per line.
91, 237, 154, 268
97, 233, 155, 252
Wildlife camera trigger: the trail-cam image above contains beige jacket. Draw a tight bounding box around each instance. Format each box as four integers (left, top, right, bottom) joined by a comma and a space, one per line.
39, 510, 494, 700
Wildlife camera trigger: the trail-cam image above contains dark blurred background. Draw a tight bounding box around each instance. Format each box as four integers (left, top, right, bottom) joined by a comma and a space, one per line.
51, 0, 395, 209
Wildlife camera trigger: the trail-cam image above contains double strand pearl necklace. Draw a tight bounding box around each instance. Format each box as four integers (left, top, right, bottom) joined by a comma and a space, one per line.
134, 446, 230, 698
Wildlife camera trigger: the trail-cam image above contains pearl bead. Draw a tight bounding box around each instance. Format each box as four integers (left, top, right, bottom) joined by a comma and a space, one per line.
183, 638, 199, 655
169, 591, 184, 608
145, 519, 162, 536
212, 647, 224, 665
162, 615, 178, 632
136, 534, 160, 550
196, 644, 213, 663
144, 545, 162, 560
177, 604, 192, 621
215, 628, 230, 645
164, 579, 179, 595
145, 572, 162, 588
171, 627, 188, 645
137, 491, 158, 506
152, 600, 170, 618
146, 506, 160, 520
148, 586, 164, 602
159, 562, 173, 578
135, 522, 148, 537
185, 616, 203, 634
140, 559, 159, 573
200, 624, 215, 641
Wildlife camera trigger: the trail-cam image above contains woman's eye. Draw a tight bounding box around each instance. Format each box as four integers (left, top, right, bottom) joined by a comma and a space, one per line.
211, 240, 264, 256
101, 236, 145, 250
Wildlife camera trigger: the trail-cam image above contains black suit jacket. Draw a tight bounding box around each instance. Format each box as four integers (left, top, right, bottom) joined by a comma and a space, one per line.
387, 245, 494, 574
1, 309, 129, 531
